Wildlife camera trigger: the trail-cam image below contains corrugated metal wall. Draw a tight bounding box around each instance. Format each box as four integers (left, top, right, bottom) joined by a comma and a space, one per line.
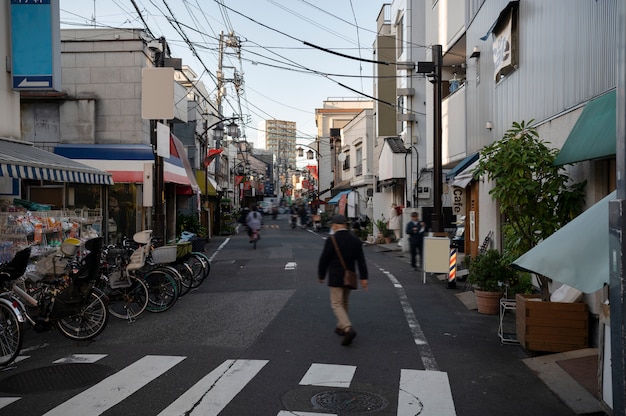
466, 0, 617, 153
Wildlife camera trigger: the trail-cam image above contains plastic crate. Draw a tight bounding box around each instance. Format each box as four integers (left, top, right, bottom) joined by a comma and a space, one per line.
151, 245, 177, 264
190, 237, 207, 252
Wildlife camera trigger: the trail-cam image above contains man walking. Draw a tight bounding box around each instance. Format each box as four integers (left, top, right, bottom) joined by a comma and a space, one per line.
406, 212, 426, 270
318, 214, 368, 346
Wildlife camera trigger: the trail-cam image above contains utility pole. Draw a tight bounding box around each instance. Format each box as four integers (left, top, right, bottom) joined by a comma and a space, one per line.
418, 45, 443, 233
152, 36, 166, 245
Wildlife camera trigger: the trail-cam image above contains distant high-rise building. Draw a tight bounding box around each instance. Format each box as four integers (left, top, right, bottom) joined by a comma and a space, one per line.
260, 119, 297, 171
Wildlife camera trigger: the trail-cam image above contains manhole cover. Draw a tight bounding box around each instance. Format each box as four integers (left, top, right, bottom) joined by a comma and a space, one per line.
0, 363, 113, 394
311, 390, 389, 413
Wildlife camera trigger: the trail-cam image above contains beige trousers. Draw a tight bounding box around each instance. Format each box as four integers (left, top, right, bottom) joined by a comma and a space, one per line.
330, 286, 352, 330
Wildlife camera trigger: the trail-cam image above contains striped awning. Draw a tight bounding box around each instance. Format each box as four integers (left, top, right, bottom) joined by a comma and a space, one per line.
0, 138, 113, 185
55, 137, 200, 194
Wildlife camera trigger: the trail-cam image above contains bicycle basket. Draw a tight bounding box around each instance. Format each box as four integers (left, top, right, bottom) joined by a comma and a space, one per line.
151, 245, 177, 264
35, 253, 69, 276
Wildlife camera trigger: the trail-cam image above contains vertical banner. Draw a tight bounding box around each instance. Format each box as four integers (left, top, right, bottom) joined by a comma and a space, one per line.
156, 123, 171, 158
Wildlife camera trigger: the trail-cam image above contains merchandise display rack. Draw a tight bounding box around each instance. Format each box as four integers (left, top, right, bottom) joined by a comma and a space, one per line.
0, 209, 103, 260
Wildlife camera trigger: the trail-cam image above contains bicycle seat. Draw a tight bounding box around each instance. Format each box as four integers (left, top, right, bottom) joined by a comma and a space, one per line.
0, 247, 31, 282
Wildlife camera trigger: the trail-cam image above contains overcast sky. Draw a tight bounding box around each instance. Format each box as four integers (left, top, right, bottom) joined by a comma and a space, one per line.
59, 0, 385, 149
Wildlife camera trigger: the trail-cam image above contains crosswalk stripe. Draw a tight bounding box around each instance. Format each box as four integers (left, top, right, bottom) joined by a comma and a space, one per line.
42, 355, 186, 416
53, 354, 107, 364
157, 359, 268, 416
398, 369, 456, 416
299, 363, 356, 388
0, 398, 20, 408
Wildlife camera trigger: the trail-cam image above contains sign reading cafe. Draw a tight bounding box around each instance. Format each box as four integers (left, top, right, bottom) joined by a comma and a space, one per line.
491, 2, 518, 82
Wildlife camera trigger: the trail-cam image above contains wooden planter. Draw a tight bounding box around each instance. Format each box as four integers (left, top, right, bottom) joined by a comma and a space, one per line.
515, 293, 589, 353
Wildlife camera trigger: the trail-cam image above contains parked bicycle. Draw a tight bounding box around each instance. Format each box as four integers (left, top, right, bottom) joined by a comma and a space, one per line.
97, 244, 149, 321
0, 237, 109, 366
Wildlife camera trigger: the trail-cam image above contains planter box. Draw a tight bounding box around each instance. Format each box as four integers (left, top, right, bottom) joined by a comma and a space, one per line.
516, 293, 589, 353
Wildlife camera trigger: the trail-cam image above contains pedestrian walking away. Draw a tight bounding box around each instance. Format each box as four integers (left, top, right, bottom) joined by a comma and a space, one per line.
406, 211, 426, 270
318, 214, 368, 346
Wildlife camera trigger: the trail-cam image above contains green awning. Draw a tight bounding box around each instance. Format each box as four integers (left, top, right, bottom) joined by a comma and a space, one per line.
554, 90, 616, 166
512, 191, 613, 294
446, 152, 479, 180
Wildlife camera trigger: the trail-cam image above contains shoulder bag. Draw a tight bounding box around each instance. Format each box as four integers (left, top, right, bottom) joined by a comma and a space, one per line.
330, 235, 358, 290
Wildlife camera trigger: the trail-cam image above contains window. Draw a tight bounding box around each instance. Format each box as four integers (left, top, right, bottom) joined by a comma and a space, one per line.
396, 15, 403, 58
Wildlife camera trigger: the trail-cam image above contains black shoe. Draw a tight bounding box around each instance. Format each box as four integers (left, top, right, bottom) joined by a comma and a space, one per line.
341, 328, 356, 346
335, 327, 344, 336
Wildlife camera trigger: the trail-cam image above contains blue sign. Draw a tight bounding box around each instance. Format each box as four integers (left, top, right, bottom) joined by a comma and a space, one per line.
10, 0, 60, 91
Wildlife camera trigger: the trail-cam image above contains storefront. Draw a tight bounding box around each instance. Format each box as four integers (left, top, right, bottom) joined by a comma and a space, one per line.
55, 134, 200, 243
0, 137, 113, 255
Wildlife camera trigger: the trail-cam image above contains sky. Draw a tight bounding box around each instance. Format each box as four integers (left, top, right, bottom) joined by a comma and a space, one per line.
58, 0, 386, 149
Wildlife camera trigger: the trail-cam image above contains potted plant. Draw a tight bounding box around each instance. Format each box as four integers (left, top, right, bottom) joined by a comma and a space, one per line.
474, 120, 589, 351
375, 216, 390, 244
468, 249, 516, 314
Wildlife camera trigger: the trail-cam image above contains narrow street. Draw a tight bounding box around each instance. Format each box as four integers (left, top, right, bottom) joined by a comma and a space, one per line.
0, 215, 581, 415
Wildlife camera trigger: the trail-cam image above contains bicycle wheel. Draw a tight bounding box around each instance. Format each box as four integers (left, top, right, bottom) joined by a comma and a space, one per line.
143, 268, 179, 313
173, 262, 193, 297
107, 276, 149, 321
55, 288, 109, 341
188, 252, 210, 288
0, 302, 22, 366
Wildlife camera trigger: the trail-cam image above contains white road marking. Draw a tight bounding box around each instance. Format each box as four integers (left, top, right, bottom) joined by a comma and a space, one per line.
53, 354, 107, 364
398, 369, 456, 416
0, 398, 20, 409
157, 359, 268, 416
43, 355, 186, 416
299, 363, 356, 388
277, 412, 336, 416
285, 262, 297, 270
376, 265, 439, 371
208, 237, 230, 262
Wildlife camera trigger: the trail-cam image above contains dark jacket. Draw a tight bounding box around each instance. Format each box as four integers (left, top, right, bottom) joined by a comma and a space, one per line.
318, 229, 368, 287
406, 220, 426, 243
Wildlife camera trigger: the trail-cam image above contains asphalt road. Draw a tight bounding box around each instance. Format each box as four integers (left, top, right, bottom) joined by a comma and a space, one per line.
0, 214, 576, 415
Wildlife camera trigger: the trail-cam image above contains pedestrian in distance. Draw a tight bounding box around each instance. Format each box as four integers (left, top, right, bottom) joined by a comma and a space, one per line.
406, 211, 426, 270
318, 214, 368, 346
388, 203, 402, 241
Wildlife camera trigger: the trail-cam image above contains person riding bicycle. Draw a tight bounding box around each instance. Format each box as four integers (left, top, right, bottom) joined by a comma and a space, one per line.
245, 206, 263, 243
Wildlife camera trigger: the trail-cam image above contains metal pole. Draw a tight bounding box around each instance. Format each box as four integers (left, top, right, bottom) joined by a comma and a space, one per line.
431, 45, 443, 233
608, 1, 626, 413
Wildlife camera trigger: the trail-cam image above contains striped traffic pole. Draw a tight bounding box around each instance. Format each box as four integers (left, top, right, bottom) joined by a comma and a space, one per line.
447, 246, 457, 289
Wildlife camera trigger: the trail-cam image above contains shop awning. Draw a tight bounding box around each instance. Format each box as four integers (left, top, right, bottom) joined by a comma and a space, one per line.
55, 143, 153, 183
168, 134, 200, 194
0, 138, 113, 185
554, 90, 616, 166
195, 171, 219, 196
512, 191, 613, 294
451, 160, 479, 188
328, 190, 351, 204
56, 137, 201, 194
446, 152, 479, 180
